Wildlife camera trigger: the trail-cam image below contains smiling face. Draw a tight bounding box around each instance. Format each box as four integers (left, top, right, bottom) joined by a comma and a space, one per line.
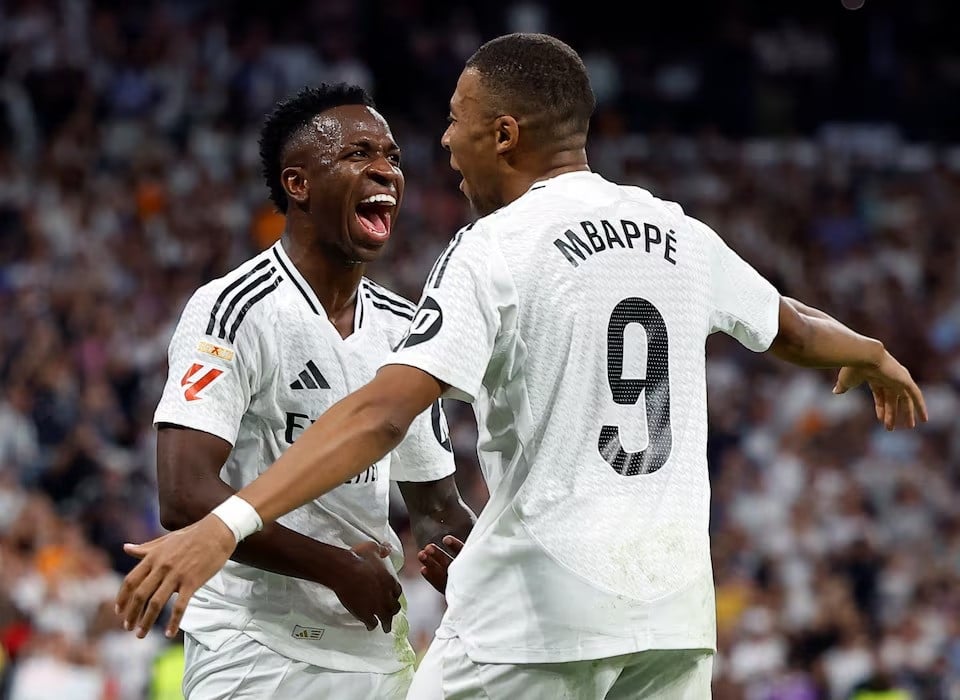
441, 68, 504, 218
282, 104, 403, 263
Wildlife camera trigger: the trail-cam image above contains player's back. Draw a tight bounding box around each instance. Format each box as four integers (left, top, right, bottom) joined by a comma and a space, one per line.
418, 170, 779, 662
490, 171, 717, 600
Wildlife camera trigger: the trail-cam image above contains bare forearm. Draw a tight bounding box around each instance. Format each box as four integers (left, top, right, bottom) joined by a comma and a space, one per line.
409, 501, 476, 553
239, 384, 416, 525
398, 476, 476, 554
163, 479, 351, 587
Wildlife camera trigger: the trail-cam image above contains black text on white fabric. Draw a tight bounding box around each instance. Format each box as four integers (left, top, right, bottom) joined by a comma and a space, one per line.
598, 297, 673, 475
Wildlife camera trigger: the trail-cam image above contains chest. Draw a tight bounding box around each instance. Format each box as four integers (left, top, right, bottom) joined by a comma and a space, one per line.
267, 313, 392, 421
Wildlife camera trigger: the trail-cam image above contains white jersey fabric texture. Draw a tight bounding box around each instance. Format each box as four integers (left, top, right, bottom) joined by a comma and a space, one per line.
182, 631, 414, 699
388, 171, 780, 664
154, 240, 455, 673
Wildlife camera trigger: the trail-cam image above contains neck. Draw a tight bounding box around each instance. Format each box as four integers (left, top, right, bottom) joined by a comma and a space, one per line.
280, 225, 364, 317
504, 149, 590, 205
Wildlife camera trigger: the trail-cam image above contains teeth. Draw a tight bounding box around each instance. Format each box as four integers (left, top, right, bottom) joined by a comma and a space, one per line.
359, 194, 396, 206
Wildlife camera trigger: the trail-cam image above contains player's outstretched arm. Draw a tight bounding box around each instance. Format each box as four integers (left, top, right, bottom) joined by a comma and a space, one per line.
152, 425, 402, 634
769, 298, 927, 430
116, 365, 444, 639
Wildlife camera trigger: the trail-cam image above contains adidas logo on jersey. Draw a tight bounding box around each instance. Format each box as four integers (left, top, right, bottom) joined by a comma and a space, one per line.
290, 360, 329, 390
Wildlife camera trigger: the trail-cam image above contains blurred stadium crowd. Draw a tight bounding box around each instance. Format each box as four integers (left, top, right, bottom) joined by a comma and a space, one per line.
0, 0, 958, 698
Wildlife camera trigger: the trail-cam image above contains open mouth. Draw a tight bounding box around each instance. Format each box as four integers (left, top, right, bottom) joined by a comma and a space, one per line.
355, 193, 396, 242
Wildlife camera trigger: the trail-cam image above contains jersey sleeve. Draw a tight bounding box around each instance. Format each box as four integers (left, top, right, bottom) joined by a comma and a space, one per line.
153, 286, 263, 445
693, 216, 781, 352
384, 225, 501, 403
390, 399, 456, 482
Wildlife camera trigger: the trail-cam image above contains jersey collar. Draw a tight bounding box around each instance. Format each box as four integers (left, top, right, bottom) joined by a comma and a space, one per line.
271, 242, 366, 334
526, 170, 597, 194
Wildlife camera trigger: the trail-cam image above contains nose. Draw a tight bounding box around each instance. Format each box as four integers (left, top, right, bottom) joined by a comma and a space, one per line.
441, 126, 451, 152
368, 155, 400, 185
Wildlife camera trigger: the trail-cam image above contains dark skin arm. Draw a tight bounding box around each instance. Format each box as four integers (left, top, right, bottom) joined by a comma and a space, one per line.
398, 475, 476, 593
155, 425, 402, 633
119, 365, 442, 638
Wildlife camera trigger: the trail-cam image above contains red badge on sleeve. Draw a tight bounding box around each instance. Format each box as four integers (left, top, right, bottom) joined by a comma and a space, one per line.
181, 363, 225, 401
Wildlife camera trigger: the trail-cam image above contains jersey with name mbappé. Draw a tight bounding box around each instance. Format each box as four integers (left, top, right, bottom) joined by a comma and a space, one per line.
387, 171, 780, 663
153, 241, 455, 673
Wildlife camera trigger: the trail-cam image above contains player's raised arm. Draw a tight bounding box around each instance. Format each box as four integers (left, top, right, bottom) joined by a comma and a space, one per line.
116, 364, 444, 638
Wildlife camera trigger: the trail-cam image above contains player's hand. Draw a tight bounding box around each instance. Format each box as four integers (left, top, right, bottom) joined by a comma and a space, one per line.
116, 514, 236, 639
418, 535, 464, 594
833, 350, 928, 431
336, 541, 402, 633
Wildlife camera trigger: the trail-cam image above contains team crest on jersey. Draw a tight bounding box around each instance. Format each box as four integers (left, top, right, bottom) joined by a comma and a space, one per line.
401, 296, 443, 348
180, 362, 227, 402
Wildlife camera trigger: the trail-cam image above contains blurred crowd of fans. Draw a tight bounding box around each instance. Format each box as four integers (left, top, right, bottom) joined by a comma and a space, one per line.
1, 1, 958, 698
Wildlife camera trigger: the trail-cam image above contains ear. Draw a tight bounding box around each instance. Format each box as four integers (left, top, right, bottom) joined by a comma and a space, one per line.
281, 166, 309, 206
494, 115, 520, 155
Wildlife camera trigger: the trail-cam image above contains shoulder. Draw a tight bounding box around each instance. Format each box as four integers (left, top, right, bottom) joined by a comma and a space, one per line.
183, 249, 285, 344
360, 278, 416, 325
424, 221, 494, 287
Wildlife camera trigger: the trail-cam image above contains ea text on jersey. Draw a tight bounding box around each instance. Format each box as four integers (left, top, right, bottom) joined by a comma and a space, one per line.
285, 411, 378, 484
554, 219, 678, 269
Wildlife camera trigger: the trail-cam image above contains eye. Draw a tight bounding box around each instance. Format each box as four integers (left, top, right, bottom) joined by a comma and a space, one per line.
349, 150, 367, 158
388, 153, 402, 166
446, 115, 456, 124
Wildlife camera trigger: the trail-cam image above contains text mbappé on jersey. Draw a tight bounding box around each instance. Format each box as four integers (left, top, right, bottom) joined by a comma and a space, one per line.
554, 219, 678, 268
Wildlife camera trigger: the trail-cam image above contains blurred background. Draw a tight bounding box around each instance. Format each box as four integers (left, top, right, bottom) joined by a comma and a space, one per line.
0, 0, 958, 698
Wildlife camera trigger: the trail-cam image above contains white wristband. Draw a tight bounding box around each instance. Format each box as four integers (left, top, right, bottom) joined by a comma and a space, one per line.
211, 495, 263, 543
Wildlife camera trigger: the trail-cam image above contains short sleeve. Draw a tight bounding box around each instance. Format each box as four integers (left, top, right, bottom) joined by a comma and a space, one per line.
153, 286, 262, 445
390, 399, 456, 482
693, 216, 780, 352
384, 225, 500, 403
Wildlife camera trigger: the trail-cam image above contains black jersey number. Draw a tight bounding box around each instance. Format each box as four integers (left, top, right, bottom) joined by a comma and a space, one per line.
598, 297, 672, 476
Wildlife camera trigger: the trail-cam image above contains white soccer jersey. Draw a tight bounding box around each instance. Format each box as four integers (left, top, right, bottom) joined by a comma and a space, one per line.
153, 241, 455, 673
388, 171, 780, 664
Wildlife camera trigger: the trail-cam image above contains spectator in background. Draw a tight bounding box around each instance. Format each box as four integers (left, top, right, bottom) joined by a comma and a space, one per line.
0, 1, 958, 697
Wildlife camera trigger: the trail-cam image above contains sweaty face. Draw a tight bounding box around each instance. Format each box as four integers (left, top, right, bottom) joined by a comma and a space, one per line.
300, 105, 403, 263
441, 69, 503, 217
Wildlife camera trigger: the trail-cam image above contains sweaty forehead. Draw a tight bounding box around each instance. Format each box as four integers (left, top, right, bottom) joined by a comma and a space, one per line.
310, 104, 393, 150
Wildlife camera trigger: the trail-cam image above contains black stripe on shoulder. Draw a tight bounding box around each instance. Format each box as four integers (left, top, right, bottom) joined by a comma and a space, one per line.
364, 282, 415, 313
431, 225, 471, 288
216, 266, 278, 340
273, 248, 320, 316
365, 295, 414, 321
227, 276, 284, 342
206, 259, 272, 335
426, 223, 475, 289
